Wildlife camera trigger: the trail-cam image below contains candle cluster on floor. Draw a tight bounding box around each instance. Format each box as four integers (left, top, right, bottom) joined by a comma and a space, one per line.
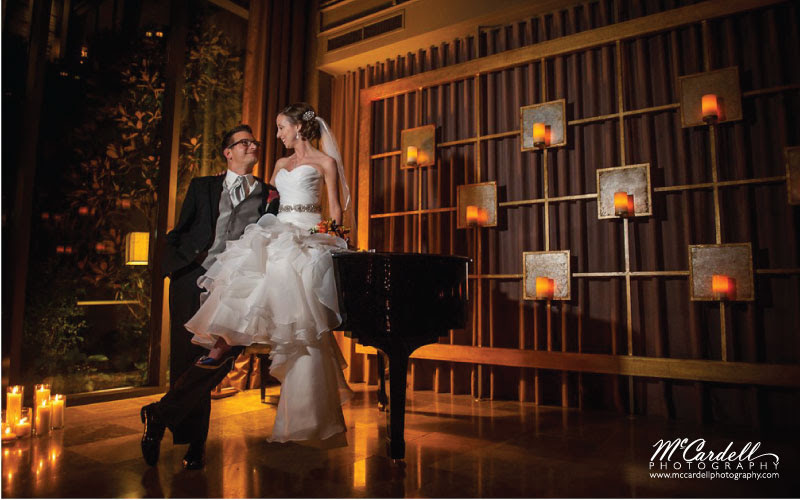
2, 384, 65, 446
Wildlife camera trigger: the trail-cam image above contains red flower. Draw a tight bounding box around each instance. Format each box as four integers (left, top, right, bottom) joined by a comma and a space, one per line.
267, 190, 280, 203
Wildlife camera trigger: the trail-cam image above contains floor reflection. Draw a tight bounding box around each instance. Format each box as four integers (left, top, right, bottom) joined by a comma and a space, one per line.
1, 384, 798, 498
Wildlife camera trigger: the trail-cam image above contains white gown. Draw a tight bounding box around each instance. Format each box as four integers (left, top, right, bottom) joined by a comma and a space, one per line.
185, 164, 353, 442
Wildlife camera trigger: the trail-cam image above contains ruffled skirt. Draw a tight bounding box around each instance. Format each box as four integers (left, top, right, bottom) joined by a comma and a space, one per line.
185, 211, 353, 442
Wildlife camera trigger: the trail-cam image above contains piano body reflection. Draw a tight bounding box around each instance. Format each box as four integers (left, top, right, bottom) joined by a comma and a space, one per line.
331, 251, 470, 460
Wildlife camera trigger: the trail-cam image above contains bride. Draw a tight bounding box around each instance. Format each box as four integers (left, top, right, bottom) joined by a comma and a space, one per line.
184, 103, 353, 443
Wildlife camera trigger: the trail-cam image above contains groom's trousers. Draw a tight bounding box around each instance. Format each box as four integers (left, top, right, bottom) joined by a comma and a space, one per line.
153, 347, 242, 444
155, 261, 242, 444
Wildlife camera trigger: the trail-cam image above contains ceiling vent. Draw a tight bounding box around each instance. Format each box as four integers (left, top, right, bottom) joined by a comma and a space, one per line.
326, 13, 404, 52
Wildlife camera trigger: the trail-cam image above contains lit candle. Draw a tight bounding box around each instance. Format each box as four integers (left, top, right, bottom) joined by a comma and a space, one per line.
1, 423, 16, 444
34, 385, 50, 436
711, 274, 732, 300
34, 385, 50, 408
701, 94, 719, 123
614, 192, 630, 217
406, 146, 418, 166
6, 386, 23, 425
14, 410, 31, 438
535, 277, 555, 299
466, 205, 479, 225
35, 400, 51, 437
477, 208, 489, 226
51, 395, 65, 429
533, 122, 546, 147
627, 194, 635, 216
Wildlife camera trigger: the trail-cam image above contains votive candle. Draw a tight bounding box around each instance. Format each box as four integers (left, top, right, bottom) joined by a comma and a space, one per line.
533, 122, 546, 147
711, 274, 732, 300
6, 386, 23, 425
535, 277, 555, 299
614, 192, 629, 216
1, 422, 16, 444
701, 94, 719, 122
14, 410, 31, 438
627, 194, 635, 216
35, 400, 51, 437
466, 205, 479, 225
406, 146, 418, 166
477, 208, 489, 226
51, 395, 65, 429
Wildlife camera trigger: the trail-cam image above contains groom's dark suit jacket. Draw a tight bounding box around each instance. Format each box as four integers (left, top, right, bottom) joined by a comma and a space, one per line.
163, 175, 280, 278
157, 174, 279, 445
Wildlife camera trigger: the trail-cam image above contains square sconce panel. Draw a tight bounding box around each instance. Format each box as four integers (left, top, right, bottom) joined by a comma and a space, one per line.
688, 243, 754, 301
596, 164, 652, 219
678, 67, 742, 127
520, 99, 567, 151
786, 146, 800, 205
400, 125, 436, 169
456, 182, 498, 229
523, 250, 571, 301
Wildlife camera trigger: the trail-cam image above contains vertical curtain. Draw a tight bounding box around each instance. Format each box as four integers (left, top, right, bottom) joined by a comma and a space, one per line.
243, 0, 308, 180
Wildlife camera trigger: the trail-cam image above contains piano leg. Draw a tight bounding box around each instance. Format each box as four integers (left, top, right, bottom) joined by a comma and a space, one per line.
386, 351, 409, 460
376, 352, 388, 412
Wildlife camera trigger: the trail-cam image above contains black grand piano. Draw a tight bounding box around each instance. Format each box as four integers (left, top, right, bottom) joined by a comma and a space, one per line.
331, 251, 469, 460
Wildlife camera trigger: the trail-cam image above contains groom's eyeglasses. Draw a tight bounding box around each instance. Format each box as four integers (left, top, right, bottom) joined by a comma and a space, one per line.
228, 138, 261, 149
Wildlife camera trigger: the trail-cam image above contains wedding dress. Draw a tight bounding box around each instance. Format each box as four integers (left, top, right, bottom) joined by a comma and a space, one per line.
185, 164, 353, 442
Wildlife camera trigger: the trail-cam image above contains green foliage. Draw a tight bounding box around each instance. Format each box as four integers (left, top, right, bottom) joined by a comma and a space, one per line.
22, 259, 88, 380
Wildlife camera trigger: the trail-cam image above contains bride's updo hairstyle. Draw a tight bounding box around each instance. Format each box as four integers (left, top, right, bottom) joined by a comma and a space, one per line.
280, 102, 321, 141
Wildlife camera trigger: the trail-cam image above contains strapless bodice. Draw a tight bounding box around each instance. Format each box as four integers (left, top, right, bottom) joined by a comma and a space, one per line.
275, 165, 322, 206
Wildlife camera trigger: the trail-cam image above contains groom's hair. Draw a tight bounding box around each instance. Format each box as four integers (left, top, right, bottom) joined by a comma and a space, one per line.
220, 124, 254, 160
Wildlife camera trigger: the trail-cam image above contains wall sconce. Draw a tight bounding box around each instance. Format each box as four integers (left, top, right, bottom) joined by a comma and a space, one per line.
400, 125, 435, 169
678, 67, 741, 127
701, 94, 719, 123
597, 164, 651, 219
535, 277, 555, 299
457, 182, 498, 229
124, 232, 149, 265
520, 99, 566, 151
523, 251, 571, 301
688, 243, 753, 301
711, 274, 735, 300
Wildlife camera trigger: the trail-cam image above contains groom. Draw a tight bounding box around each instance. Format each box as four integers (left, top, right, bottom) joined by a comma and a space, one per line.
140, 124, 279, 470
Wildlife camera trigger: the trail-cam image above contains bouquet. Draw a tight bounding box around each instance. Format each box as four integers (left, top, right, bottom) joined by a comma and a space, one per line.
310, 218, 351, 243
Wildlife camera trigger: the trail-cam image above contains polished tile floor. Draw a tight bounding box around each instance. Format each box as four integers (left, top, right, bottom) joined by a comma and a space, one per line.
2, 383, 797, 498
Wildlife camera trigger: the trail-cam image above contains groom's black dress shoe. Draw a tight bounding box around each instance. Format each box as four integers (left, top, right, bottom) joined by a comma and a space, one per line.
140, 404, 166, 466
182, 441, 206, 470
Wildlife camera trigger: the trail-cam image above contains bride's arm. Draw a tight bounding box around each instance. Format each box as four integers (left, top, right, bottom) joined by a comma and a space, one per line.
322, 157, 342, 225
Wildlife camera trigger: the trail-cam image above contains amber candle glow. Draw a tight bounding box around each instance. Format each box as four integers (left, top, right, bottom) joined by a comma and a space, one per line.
614, 192, 630, 216
466, 205, 479, 225
406, 146, 418, 166
477, 208, 489, 226
701, 94, 719, 122
711, 274, 732, 300
533, 122, 546, 147
535, 277, 555, 299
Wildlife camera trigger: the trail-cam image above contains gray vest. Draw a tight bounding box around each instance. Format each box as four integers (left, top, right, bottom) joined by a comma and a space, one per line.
202, 182, 263, 269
